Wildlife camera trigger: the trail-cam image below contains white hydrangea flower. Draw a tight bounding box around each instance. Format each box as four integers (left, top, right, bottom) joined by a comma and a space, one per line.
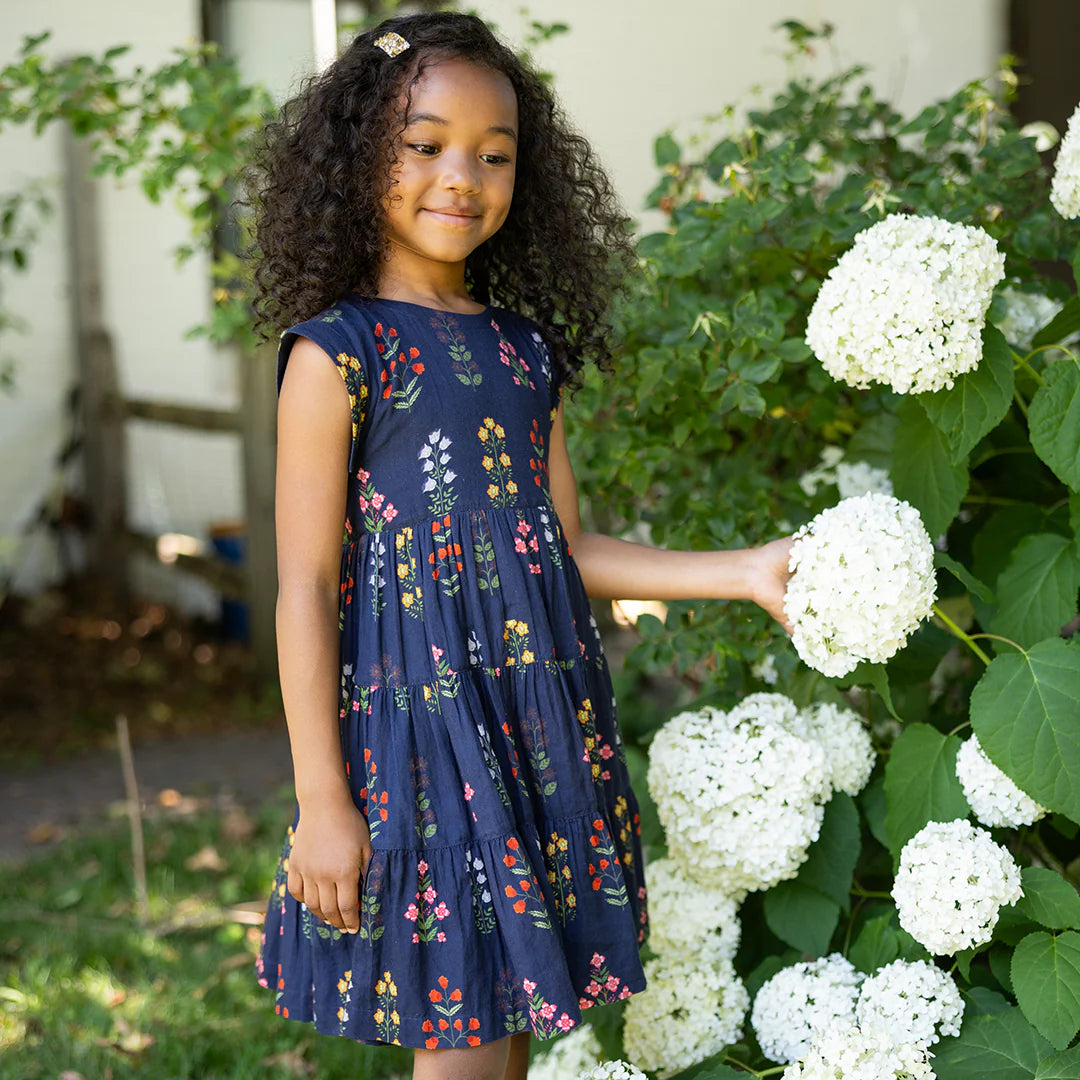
799, 445, 846, 496
645, 856, 741, 964
647, 703, 830, 894
623, 956, 748, 1078
893, 819, 1023, 955
1019, 120, 1060, 153
806, 213, 1005, 394
1050, 102, 1080, 218
955, 734, 1047, 828
855, 959, 964, 1048
992, 286, 1064, 353
781, 1024, 935, 1080
751, 653, 780, 685
784, 494, 937, 678
578, 1063, 648, 1080
836, 460, 894, 500
800, 702, 876, 797
529, 1024, 602, 1080
752, 954, 863, 1064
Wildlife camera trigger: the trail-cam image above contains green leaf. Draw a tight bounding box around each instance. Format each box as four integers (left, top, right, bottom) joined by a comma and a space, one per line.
934, 1007, 1053, 1080
892, 397, 969, 538
1015, 868, 1080, 931
848, 913, 901, 974
922, 324, 1015, 464
970, 638, 1080, 821
962, 986, 1012, 1018
1029, 360, 1080, 489
990, 534, 1080, 647
795, 794, 860, 911
1011, 931, 1080, 1050
860, 775, 890, 850
936, 551, 996, 605
654, 133, 681, 168
1033, 296, 1080, 349
831, 662, 899, 720
1035, 1045, 1080, 1079
883, 724, 970, 855
763, 880, 840, 955
848, 410, 899, 471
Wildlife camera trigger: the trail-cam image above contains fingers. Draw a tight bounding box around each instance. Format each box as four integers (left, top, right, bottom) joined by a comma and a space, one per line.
337, 876, 361, 935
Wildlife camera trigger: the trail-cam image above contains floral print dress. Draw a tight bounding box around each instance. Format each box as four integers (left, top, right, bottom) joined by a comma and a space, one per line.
256, 295, 647, 1049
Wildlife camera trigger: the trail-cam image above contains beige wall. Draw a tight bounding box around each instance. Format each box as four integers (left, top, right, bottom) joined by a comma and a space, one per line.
0, 0, 1007, 601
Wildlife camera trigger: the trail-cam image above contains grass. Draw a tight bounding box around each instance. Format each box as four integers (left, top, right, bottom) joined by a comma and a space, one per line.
0, 792, 413, 1080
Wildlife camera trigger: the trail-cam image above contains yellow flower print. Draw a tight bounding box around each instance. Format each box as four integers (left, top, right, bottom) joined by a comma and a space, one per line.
482, 455, 494, 470
478, 416, 516, 507
487, 483, 499, 499
494, 423, 505, 439
499, 452, 511, 467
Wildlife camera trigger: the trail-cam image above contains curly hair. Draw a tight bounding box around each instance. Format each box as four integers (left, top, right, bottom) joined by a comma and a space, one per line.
250, 11, 636, 388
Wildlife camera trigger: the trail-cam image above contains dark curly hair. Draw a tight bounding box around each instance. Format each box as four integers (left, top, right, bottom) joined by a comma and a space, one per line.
250, 11, 636, 389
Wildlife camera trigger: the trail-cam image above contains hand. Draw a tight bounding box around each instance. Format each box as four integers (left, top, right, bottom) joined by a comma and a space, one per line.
749, 536, 795, 635
287, 799, 371, 933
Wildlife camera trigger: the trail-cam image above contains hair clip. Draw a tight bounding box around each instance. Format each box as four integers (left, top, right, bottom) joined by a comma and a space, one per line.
374, 31, 410, 58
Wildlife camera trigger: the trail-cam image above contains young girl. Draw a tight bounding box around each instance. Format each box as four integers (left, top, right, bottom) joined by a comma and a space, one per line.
253, 12, 792, 1079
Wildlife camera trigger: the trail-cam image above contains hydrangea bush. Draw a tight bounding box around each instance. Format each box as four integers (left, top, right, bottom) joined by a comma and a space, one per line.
565, 21, 1080, 1080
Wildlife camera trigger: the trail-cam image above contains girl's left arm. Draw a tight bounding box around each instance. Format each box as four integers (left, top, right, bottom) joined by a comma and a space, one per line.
548, 405, 794, 632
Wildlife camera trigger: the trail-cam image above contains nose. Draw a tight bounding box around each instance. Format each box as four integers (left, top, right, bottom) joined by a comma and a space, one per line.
440, 150, 481, 196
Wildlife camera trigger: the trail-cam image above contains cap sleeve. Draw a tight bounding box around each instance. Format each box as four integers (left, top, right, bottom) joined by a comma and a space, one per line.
277, 309, 371, 473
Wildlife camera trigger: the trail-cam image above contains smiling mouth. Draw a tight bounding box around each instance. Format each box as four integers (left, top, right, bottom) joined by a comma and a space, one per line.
424, 209, 481, 225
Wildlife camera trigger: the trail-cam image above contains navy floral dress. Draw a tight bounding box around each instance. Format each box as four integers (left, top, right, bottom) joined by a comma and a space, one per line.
256, 295, 647, 1049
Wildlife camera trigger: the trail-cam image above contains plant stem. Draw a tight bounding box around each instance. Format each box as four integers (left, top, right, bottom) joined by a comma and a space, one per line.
1013, 350, 1046, 385
948, 720, 972, 736
1025, 343, 1076, 369
932, 604, 992, 665
1012, 387, 1030, 420
850, 888, 893, 899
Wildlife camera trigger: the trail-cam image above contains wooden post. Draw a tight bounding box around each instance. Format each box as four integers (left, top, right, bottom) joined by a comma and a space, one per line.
238, 342, 279, 683
63, 125, 128, 605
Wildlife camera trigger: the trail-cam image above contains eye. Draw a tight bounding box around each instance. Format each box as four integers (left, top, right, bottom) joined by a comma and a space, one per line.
481, 153, 512, 166
409, 143, 439, 155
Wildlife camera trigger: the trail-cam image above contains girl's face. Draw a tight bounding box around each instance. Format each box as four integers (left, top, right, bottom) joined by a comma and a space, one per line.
383, 57, 518, 277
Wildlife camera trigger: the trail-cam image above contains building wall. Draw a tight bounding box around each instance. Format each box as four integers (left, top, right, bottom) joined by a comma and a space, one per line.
0, 0, 1006, 603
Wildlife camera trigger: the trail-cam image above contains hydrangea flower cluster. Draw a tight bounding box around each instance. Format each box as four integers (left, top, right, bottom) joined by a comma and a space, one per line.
992, 286, 1066, 353
529, 1024, 602, 1080
645, 856, 741, 964
855, 960, 964, 1048
784, 494, 936, 677
781, 1025, 935, 1080
799, 448, 893, 501
893, 819, 1023, 955
805, 213, 1005, 394
623, 955, 749, 1078
800, 702, 876, 797
751, 954, 864, 1064
1050, 102, 1080, 219
577, 1063, 648, 1080
956, 734, 1047, 828
647, 701, 830, 894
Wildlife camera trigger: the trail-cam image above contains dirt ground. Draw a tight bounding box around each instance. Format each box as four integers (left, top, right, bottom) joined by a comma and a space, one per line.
0, 576, 294, 864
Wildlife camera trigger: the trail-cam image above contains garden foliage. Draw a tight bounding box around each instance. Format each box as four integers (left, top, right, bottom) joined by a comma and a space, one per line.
563, 23, 1080, 1079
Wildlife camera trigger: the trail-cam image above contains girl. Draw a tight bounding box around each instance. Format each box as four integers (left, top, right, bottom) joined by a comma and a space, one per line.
253, 12, 793, 1080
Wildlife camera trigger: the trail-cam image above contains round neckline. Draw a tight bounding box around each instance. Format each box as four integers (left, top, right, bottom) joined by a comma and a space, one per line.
371, 295, 493, 318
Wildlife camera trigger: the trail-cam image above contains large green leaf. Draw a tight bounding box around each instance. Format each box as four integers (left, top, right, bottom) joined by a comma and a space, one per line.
1033, 295, 1080, 349
762, 880, 839, 956
849, 913, 901, 974
892, 397, 970, 538
1011, 931, 1080, 1050
922, 324, 1015, 464
795, 793, 860, 911
883, 723, 970, 855
990, 534, 1080, 647
1015, 868, 1080, 931
1029, 360, 1080, 490
970, 638, 1080, 821
934, 1008, 1052, 1080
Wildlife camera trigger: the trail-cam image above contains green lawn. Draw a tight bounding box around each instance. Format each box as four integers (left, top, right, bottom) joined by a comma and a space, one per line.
0, 791, 413, 1079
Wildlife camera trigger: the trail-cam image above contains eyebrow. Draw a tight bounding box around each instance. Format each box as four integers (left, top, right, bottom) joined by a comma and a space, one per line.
405, 112, 517, 141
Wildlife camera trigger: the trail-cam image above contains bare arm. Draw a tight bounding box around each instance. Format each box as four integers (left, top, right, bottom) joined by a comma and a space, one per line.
548, 404, 793, 631
275, 336, 370, 933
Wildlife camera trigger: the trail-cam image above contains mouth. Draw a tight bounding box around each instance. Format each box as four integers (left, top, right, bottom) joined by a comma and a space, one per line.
423, 208, 482, 226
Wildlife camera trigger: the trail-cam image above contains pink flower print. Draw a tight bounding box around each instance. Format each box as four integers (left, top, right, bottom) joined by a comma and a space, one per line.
528, 536, 539, 552
539, 1002, 555, 1020
600, 745, 614, 760
618, 986, 632, 1000
586, 980, 601, 996
437, 931, 447, 942
522, 979, 537, 995
432, 644, 444, 661
602, 769, 611, 781
464, 782, 474, 801
371, 492, 384, 509
556, 1014, 575, 1033
591, 952, 605, 967
423, 887, 437, 904
435, 902, 450, 921
529, 565, 541, 575
412, 932, 420, 943
605, 976, 620, 992
514, 538, 528, 554
404, 904, 419, 922
357, 468, 371, 484
517, 520, 530, 535
418, 859, 429, 875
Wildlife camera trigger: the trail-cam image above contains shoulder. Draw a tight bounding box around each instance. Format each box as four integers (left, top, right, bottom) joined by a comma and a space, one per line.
277, 295, 382, 395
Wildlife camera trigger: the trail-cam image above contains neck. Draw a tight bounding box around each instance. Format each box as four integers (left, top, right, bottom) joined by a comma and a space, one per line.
377, 247, 482, 314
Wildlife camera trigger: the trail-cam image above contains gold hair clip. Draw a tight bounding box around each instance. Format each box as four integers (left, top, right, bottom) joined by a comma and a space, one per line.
374, 31, 410, 58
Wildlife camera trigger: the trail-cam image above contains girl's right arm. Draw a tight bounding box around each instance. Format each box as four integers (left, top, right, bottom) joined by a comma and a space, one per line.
275, 336, 371, 935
